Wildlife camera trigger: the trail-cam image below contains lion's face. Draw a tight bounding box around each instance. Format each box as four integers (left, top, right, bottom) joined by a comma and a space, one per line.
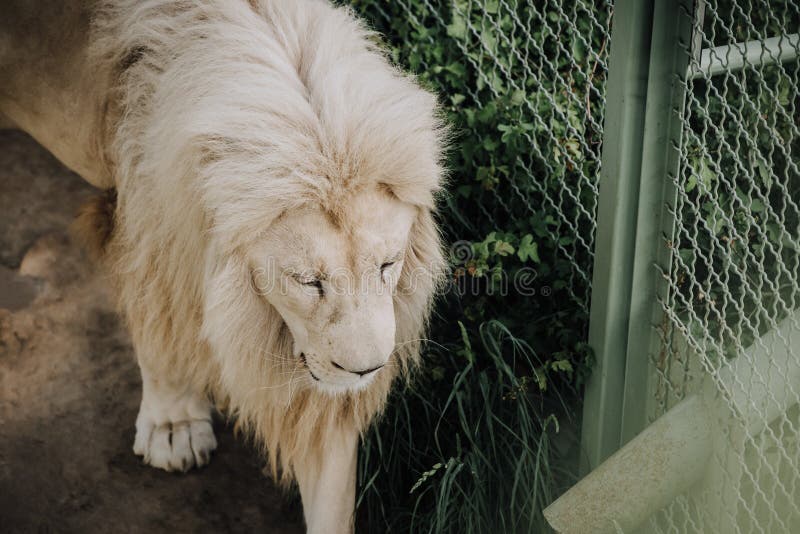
249, 186, 417, 394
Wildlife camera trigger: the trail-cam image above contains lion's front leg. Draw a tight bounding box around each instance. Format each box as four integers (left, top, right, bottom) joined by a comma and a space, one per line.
132, 366, 217, 472
295, 427, 358, 534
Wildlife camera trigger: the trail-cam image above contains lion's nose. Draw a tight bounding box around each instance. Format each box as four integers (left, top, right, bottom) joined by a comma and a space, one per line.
330, 360, 385, 377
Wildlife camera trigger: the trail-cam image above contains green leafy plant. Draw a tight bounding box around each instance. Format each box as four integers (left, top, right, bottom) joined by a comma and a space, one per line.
345, 1, 609, 531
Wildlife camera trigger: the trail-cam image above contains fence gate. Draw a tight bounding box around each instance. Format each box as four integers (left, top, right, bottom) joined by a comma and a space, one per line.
547, 0, 800, 532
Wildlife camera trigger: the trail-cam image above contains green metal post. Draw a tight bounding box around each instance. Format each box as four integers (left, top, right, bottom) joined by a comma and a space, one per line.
618, 0, 694, 445
581, 0, 695, 473
580, 0, 656, 474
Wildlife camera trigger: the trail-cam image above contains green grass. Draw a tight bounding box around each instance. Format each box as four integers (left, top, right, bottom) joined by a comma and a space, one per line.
357, 321, 578, 533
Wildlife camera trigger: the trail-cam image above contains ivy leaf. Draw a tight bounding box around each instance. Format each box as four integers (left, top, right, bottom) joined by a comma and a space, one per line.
494, 240, 515, 256
685, 174, 698, 193
483, 0, 500, 13
446, 11, 467, 40
551, 359, 574, 373
696, 158, 715, 192
571, 38, 586, 63
533, 368, 547, 391
756, 158, 773, 189
517, 234, 540, 263
510, 89, 526, 106
476, 102, 497, 123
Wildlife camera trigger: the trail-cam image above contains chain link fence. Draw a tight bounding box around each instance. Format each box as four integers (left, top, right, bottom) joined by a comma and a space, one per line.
650, 0, 800, 532
350, 0, 800, 531
348, 1, 614, 530
352, 0, 612, 313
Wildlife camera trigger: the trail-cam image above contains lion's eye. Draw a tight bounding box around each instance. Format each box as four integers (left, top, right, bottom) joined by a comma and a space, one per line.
292, 274, 324, 295
380, 261, 395, 272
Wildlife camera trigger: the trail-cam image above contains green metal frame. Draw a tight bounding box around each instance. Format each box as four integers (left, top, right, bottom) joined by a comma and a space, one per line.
581, 0, 694, 472
618, 0, 695, 446
689, 33, 800, 79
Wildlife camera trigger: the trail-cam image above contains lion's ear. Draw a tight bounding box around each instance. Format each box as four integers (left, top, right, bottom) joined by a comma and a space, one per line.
393, 207, 446, 370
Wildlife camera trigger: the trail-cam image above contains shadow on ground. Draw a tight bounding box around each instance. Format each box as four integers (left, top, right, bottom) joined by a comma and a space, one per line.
0, 131, 304, 533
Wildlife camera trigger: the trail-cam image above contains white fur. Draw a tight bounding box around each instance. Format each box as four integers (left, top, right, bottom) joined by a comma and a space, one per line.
88, 1, 447, 530
133, 368, 217, 472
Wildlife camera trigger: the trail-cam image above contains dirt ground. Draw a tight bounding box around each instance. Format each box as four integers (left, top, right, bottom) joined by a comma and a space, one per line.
0, 131, 305, 533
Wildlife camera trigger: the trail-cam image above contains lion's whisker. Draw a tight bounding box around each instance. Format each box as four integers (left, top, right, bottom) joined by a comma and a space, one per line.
393, 337, 447, 350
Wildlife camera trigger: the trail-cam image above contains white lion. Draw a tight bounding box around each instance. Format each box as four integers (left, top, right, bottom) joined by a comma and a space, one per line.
0, 1, 446, 531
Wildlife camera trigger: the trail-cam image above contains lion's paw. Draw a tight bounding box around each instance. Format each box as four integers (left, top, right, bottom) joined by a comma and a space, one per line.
133, 381, 217, 472
134, 418, 217, 472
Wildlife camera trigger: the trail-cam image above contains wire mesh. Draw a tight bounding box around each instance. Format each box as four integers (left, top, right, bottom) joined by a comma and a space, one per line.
352, 1, 799, 530
350, 0, 613, 314
346, 3, 614, 529
650, 0, 800, 532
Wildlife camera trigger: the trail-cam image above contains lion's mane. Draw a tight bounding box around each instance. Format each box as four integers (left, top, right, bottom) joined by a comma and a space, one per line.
86, 0, 446, 481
